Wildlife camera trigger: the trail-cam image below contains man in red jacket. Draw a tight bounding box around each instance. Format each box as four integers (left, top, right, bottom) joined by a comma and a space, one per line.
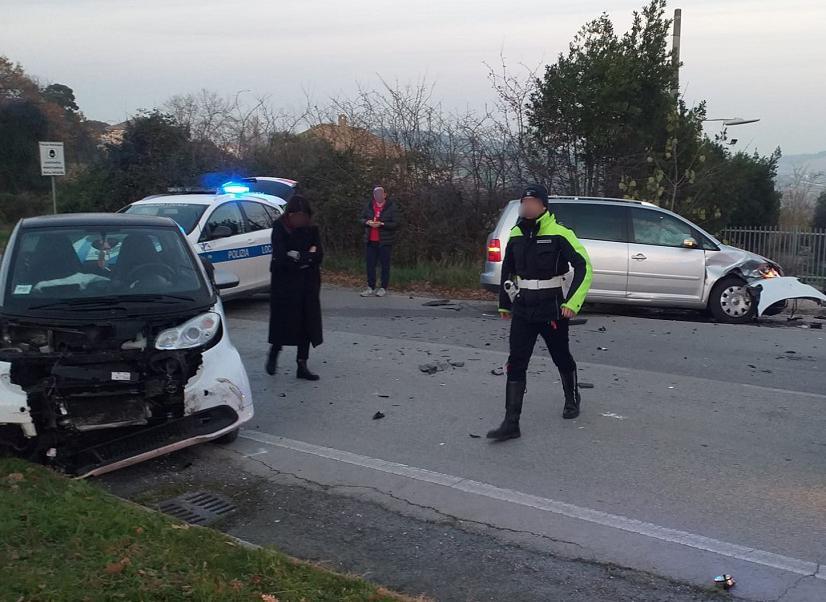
360, 186, 400, 297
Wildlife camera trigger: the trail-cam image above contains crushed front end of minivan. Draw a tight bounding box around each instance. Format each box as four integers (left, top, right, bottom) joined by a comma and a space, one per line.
0, 214, 253, 477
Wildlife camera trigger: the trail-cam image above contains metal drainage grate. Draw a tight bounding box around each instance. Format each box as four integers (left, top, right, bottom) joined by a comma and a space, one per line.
156, 491, 237, 525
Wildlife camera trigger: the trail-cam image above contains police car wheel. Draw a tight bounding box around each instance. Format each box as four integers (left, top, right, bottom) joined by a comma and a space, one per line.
213, 428, 240, 445
709, 276, 756, 323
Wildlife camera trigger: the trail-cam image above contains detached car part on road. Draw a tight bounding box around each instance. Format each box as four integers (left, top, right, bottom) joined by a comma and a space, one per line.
482, 197, 825, 323
0, 214, 253, 477
748, 277, 826, 316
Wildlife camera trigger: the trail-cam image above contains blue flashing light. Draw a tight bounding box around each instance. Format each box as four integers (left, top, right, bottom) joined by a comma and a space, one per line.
221, 182, 250, 195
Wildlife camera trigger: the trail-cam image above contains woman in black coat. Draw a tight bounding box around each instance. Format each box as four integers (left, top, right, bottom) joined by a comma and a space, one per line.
266, 195, 323, 380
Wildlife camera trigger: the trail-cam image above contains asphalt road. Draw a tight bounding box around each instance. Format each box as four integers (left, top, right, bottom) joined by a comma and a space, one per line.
103, 286, 826, 601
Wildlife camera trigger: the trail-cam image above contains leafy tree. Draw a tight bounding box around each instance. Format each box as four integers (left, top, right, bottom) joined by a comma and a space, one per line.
42, 83, 79, 113
529, 0, 675, 196
813, 190, 826, 229
0, 56, 40, 101
64, 110, 230, 212
620, 100, 708, 210
679, 143, 781, 231
0, 99, 50, 194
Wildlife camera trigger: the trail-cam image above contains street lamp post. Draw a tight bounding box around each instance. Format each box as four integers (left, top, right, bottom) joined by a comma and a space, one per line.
702, 118, 760, 145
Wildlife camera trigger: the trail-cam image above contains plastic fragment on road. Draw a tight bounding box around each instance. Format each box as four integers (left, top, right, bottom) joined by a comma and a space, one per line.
422, 299, 452, 307
372, 411, 385, 420
714, 574, 736, 590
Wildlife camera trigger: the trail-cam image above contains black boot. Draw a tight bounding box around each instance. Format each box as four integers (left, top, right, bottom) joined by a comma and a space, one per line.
560, 370, 581, 419
296, 360, 320, 381
486, 381, 525, 441
265, 346, 279, 376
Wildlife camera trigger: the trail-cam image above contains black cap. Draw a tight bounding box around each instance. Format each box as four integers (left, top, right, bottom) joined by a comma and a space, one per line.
520, 184, 549, 206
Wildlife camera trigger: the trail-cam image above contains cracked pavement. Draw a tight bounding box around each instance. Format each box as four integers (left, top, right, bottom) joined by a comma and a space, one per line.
101, 286, 826, 601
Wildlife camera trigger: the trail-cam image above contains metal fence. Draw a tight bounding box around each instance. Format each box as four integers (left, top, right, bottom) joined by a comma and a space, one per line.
719, 226, 826, 287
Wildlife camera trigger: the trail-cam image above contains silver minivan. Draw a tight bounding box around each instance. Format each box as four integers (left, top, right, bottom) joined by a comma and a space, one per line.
481, 197, 786, 323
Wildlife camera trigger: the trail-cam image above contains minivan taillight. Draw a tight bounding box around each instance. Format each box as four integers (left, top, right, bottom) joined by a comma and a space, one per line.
487, 239, 502, 263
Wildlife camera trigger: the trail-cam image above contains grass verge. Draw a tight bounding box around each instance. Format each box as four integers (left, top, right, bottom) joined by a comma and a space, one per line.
0, 457, 416, 602
323, 254, 493, 301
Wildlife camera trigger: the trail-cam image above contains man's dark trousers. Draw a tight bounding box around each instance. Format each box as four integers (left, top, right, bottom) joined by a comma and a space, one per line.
366, 242, 392, 289
507, 313, 576, 380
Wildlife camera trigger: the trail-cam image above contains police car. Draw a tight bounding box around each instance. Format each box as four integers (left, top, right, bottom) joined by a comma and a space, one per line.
120, 178, 296, 297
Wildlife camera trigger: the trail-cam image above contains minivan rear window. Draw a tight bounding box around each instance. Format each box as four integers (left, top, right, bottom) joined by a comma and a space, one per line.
551, 203, 628, 243
123, 203, 206, 234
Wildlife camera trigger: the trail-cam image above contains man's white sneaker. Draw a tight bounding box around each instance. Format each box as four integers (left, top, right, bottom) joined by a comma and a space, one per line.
375, 288, 387, 297
361, 287, 375, 297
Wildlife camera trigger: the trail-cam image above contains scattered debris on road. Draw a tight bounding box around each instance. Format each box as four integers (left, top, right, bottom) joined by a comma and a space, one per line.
598, 347, 608, 351
578, 382, 595, 389
422, 299, 452, 307
491, 367, 505, 376
714, 574, 736, 590
598, 326, 607, 332
376, 393, 390, 398
419, 362, 447, 375
469, 433, 481, 439
449, 360, 466, 368
601, 412, 627, 421
372, 411, 386, 420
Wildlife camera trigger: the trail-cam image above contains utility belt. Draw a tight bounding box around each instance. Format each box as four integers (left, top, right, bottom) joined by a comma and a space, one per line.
504, 276, 564, 302
517, 276, 564, 290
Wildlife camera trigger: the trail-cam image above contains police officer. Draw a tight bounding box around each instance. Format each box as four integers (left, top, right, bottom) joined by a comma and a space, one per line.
487, 185, 593, 441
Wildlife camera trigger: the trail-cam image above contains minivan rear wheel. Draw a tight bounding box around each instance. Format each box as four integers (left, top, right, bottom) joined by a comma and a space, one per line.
709, 276, 756, 323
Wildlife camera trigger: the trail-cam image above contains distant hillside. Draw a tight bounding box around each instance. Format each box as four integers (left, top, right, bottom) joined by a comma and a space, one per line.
777, 150, 826, 177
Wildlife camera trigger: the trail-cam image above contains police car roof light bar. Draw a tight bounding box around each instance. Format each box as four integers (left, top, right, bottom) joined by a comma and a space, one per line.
221, 182, 250, 195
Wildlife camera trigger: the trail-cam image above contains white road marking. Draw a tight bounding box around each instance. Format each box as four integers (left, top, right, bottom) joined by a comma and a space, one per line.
240, 430, 822, 579
243, 449, 269, 458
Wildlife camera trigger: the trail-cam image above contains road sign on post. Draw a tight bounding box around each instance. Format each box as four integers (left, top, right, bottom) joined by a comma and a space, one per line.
39, 141, 65, 214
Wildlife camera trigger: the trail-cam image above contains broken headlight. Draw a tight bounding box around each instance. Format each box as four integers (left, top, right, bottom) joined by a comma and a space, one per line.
155, 312, 221, 350
745, 263, 782, 280
758, 263, 782, 279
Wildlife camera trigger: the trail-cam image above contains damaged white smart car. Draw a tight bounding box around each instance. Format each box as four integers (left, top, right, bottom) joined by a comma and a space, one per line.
0, 213, 253, 477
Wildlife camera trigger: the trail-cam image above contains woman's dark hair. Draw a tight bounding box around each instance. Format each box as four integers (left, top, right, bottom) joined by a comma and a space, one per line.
283, 194, 313, 217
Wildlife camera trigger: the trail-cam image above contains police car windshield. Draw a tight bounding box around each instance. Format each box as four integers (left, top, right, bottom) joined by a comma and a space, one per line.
3, 225, 211, 313
123, 203, 207, 234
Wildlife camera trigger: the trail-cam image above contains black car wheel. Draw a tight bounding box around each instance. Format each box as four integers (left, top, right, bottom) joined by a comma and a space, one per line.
709, 276, 757, 323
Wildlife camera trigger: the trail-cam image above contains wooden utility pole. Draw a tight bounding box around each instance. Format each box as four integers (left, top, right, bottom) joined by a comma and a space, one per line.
671, 8, 682, 99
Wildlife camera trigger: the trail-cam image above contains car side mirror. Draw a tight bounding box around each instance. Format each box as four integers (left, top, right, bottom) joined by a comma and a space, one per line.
211, 225, 233, 240
683, 238, 699, 249
214, 269, 239, 291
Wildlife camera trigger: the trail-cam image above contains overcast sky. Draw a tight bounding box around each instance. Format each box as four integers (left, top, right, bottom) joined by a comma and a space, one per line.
2, 0, 824, 156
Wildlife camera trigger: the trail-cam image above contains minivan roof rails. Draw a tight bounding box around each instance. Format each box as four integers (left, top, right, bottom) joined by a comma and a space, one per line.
548, 195, 646, 204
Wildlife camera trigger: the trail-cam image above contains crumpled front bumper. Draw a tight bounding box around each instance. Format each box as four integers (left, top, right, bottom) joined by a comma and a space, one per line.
747, 277, 826, 316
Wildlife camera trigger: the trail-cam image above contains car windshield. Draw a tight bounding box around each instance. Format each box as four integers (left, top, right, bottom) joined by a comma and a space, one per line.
2, 225, 211, 313
122, 203, 207, 234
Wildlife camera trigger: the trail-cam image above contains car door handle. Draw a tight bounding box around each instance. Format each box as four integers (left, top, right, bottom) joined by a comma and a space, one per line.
632, 253, 647, 261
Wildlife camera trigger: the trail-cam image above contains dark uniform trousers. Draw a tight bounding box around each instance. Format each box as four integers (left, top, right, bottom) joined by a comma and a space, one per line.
507, 314, 576, 381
